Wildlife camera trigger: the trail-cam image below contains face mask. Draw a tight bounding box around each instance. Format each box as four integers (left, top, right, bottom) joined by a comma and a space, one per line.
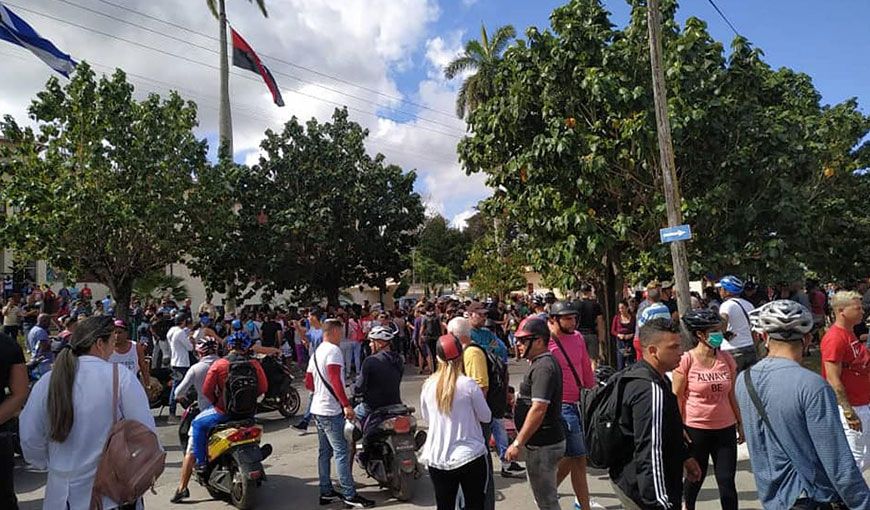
707, 332, 724, 348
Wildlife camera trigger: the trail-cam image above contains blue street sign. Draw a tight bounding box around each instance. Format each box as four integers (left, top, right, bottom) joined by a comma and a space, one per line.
659, 224, 692, 243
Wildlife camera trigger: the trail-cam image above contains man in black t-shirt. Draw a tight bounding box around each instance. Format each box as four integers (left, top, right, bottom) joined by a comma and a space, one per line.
506, 317, 563, 510
0, 331, 27, 509
260, 312, 282, 348
576, 284, 606, 368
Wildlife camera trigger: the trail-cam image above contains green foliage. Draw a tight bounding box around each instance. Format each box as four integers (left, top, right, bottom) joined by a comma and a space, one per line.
0, 63, 210, 319
413, 254, 455, 296
457, 0, 870, 287
189, 108, 425, 305
206, 0, 268, 18
444, 24, 517, 119
464, 230, 527, 299
133, 272, 189, 302
416, 215, 472, 280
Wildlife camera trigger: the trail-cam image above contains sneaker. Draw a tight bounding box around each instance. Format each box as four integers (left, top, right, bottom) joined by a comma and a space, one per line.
342, 493, 376, 508
170, 487, 189, 503
292, 420, 309, 435
319, 489, 342, 505
589, 499, 607, 510
501, 461, 526, 478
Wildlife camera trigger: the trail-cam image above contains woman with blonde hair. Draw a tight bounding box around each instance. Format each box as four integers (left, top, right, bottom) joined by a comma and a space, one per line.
20, 316, 157, 509
419, 333, 492, 510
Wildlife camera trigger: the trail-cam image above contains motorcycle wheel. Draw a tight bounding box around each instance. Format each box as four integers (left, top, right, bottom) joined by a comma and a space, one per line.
230, 464, 256, 510
278, 387, 301, 418
392, 471, 414, 501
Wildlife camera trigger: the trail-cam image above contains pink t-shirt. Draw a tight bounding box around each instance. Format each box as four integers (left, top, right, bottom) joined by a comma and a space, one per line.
675, 351, 737, 430
548, 331, 595, 404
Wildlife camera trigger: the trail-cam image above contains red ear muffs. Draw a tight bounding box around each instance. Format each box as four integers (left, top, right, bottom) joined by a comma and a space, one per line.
437, 334, 463, 362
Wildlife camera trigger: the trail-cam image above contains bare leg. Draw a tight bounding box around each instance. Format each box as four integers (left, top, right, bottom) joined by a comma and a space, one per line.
557, 457, 590, 509
179, 452, 195, 491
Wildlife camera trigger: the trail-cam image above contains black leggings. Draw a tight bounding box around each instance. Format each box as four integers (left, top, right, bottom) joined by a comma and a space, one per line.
428, 454, 488, 510
685, 425, 738, 510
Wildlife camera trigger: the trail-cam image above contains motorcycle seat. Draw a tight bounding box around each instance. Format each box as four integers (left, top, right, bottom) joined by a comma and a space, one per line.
211, 419, 255, 433
370, 404, 414, 418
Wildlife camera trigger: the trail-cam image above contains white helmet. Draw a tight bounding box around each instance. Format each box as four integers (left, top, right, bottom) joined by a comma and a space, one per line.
368, 325, 395, 342
749, 299, 813, 340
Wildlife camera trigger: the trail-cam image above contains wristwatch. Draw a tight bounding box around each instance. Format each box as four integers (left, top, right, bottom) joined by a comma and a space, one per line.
512, 440, 521, 449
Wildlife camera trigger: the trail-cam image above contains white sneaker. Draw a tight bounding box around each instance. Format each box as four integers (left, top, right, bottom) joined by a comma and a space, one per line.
575, 499, 607, 510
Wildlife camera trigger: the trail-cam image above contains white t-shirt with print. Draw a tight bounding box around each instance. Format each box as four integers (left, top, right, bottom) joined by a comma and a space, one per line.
167, 326, 193, 368
719, 298, 755, 350
306, 342, 345, 416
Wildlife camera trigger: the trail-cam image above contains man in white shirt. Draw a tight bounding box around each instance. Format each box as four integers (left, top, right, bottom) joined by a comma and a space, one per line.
716, 275, 757, 371
303, 318, 375, 508
167, 315, 193, 420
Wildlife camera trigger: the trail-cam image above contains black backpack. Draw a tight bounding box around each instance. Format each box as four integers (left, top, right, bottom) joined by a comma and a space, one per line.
423, 315, 441, 340
580, 369, 644, 469
466, 343, 508, 418
223, 353, 260, 418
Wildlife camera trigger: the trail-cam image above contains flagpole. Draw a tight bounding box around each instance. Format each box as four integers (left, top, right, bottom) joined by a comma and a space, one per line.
218, 0, 233, 157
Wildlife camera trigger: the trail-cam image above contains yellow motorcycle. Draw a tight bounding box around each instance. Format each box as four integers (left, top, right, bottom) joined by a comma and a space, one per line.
197, 419, 272, 509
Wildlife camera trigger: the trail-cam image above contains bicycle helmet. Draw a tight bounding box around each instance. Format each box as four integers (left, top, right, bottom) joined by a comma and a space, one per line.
226, 331, 253, 351
231, 319, 243, 331
514, 317, 550, 340
681, 309, 723, 332
549, 300, 578, 317
715, 275, 744, 294
196, 336, 219, 356
749, 299, 813, 341
595, 365, 616, 385
637, 303, 671, 328
532, 295, 545, 307
368, 325, 395, 343
436, 334, 463, 362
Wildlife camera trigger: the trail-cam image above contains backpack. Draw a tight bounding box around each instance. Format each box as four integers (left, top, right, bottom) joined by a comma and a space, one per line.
91, 364, 166, 509
223, 353, 260, 418
580, 369, 642, 469
467, 342, 508, 418
423, 314, 441, 340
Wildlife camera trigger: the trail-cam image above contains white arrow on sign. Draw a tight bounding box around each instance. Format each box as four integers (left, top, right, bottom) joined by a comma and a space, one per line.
662, 229, 687, 238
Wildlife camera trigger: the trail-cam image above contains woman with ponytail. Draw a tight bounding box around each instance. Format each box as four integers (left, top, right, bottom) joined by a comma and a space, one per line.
20, 315, 157, 509
419, 333, 491, 510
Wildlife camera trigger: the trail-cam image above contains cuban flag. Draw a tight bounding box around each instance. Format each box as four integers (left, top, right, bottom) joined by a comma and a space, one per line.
231, 27, 284, 107
0, 2, 76, 77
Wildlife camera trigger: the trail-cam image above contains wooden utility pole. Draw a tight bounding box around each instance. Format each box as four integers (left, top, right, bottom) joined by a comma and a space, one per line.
646, 0, 692, 320
218, 0, 233, 155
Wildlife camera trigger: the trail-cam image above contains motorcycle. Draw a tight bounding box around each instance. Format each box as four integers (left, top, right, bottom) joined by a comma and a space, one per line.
197, 418, 272, 510
257, 354, 301, 418
350, 402, 426, 501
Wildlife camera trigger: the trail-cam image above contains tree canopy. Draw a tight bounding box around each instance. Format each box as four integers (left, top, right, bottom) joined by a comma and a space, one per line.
0, 63, 210, 320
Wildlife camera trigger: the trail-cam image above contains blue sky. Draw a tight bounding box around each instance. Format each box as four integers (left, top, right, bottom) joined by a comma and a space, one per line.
2, 0, 867, 227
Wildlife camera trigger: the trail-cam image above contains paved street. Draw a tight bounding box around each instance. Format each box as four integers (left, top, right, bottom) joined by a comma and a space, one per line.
13, 360, 869, 510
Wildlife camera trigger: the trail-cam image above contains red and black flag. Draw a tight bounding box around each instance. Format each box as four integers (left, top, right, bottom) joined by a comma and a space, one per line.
231, 27, 284, 107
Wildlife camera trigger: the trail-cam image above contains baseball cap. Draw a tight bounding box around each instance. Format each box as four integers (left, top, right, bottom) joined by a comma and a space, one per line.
661, 280, 674, 289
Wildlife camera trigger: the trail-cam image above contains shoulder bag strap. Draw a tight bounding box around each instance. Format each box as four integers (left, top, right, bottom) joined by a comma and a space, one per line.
551, 334, 584, 393
111, 363, 120, 424
728, 298, 752, 327
312, 348, 342, 406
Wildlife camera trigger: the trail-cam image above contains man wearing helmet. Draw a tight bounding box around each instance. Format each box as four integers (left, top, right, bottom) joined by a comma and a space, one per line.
169, 337, 221, 503
190, 331, 268, 477
505, 317, 564, 510
352, 326, 404, 426
546, 301, 599, 510
715, 276, 757, 372
736, 300, 869, 509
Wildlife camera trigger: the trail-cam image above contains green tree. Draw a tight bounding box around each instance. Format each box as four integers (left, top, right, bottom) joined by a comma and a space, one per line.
413, 255, 455, 297
0, 64, 210, 320
444, 24, 517, 119
205, 0, 267, 17
417, 215, 472, 279
191, 108, 425, 305
464, 233, 527, 300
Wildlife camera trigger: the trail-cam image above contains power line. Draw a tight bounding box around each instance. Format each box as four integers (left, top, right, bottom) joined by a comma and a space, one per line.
50, 0, 466, 135
4, 1, 463, 139
705, 0, 740, 37
87, 0, 461, 121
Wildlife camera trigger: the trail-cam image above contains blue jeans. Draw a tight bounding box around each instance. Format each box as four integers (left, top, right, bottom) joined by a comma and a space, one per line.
491, 418, 509, 465
354, 402, 372, 428
340, 341, 362, 377
616, 339, 635, 370
169, 366, 189, 416
191, 406, 228, 465
314, 413, 357, 498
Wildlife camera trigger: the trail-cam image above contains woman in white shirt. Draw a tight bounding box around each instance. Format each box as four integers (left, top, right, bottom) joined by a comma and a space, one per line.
20, 316, 158, 510
419, 334, 492, 510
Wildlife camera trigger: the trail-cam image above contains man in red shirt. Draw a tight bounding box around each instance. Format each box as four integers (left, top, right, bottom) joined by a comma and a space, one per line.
190, 332, 268, 473
821, 291, 870, 471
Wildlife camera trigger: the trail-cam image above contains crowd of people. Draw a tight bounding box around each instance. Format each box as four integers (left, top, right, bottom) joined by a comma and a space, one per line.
1, 274, 870, 509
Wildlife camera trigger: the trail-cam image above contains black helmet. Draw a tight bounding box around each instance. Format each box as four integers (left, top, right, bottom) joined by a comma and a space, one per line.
681, 309, 723, 332
549, 300, 578, 317
545, 291, 557, 302
595, 365, 616, 385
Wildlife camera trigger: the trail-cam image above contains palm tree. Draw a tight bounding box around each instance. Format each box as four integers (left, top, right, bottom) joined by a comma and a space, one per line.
444, 24, 516, 119
205, 0, 269, 156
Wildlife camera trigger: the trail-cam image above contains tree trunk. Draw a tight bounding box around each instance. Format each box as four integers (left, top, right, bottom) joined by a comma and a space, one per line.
107, 278, 133, 323
600, 251, 621, 368
325, 286, 340, 308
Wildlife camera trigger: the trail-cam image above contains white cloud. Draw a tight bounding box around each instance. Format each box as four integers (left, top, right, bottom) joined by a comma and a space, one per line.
0, 0, 488, 219
450, 208, 477, 229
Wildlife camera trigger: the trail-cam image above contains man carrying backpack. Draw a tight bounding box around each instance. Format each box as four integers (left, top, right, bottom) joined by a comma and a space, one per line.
607, 317, 701, 509
505, 317, 563, 510
421, 304, 443, 374
190, 328, 268, 476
